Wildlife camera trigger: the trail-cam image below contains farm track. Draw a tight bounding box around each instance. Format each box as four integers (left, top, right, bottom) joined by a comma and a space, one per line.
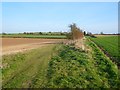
2, 44, 56, 88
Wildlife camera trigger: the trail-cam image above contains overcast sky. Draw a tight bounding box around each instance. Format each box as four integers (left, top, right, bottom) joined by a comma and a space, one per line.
2, 2, 118, 34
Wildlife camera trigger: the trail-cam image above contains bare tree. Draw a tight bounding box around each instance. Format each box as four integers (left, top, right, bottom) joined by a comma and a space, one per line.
67, 23, 84, 40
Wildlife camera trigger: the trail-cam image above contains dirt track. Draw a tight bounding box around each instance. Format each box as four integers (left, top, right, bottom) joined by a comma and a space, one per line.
2, 38, 65, 55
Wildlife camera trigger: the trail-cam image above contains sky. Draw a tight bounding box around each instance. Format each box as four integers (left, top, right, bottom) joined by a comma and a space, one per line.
2, 2, 118, 34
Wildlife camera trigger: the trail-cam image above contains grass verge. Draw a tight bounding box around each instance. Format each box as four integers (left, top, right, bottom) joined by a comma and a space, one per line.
46, 39, 119, 88
2, 44, 58, 88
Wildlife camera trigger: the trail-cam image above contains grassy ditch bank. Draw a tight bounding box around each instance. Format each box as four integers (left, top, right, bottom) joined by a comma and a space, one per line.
46, 39, 119, 88
90, 36, 120, 66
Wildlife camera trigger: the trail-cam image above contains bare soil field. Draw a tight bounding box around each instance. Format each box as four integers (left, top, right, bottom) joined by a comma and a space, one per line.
1, 38, 65, 55
94, 34, 119, 37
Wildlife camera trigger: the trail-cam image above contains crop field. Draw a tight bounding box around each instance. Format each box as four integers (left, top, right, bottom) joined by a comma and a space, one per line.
2, 38, 65, 55
1, 37, 120, 88
90, 35, 120, 66
1, 34, 67, 39
2, 2, 119, 89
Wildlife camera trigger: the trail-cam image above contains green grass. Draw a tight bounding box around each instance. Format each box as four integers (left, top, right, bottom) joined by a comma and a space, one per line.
2, 37, 119, 88
90, 35, 120, 66
1, 34, 67, 39
46, 39, 119, 88
2, 44, 57, 88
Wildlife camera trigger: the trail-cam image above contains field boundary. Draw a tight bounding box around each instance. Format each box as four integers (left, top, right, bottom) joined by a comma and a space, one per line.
1, 35, 67, 39
90, 39, 119, 68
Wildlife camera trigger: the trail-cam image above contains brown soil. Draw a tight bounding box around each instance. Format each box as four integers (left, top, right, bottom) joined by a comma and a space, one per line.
1, 38, 66, 55
94, 35, 118, 37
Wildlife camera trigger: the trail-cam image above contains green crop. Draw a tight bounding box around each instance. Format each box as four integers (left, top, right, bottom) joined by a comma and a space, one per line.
2, 34, 66, 39
90, 35, 120, 66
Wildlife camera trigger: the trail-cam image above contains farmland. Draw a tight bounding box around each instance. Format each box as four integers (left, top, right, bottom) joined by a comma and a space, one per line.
1, 27, 120, 88
2, 44, 57, 88
1, 2, 119, 89
90, 35, 120, 66
1, 34, 67, 39
2, 38, 66, 55
1, 36, 120, 88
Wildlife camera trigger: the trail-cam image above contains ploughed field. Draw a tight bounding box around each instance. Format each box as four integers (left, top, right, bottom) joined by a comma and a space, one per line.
90, 35, 120, 66
2, 38, 65, 55
1, 36, 120, 88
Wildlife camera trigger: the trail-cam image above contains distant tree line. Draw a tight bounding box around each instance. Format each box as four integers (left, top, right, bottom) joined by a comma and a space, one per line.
2, 29, 120, 36
22, 32, 67, 35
